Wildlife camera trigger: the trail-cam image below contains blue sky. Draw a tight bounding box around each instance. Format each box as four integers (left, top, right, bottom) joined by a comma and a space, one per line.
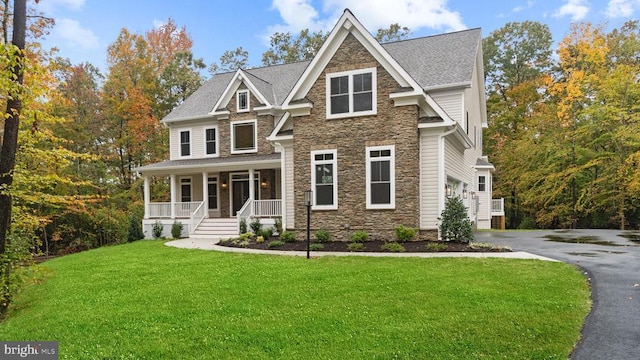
37, 0, 637, 74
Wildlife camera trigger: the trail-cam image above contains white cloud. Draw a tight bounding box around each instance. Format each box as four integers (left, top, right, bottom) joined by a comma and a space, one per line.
36, 0, 85, 14
553, 0, 590, 21
513, 1, 535, 13
153, 19, 166, 29
265, 0, 466, 42
606, 0, 639, 18
54, 18, 99, 49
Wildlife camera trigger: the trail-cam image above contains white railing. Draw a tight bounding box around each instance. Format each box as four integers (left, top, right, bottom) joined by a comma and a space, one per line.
149, 203, 171, 218
491, 198, 505, 216
236, 199, 253, 233
175, 202, 202, 217
189, 201, 207, 235
252, 200, 282, 217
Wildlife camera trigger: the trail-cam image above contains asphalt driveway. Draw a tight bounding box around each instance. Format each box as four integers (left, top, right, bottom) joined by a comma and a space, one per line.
477, 229, 640, 360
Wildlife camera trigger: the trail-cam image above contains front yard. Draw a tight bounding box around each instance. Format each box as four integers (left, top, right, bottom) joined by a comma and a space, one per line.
0, 240, 590, 359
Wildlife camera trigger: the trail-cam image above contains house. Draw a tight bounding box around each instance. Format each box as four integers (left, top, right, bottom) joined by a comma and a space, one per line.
135, 9, 504, 240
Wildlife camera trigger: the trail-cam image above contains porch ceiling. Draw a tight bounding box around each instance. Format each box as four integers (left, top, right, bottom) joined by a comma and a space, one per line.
135, 153, 281, 176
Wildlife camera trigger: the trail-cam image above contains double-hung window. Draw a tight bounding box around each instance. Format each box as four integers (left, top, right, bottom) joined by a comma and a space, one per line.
366, 145, 395, 209
180, 177, 192, 202
326, 67, 376, 118
237, 89, 249, 112
478, 176, 486, 192
311, 149, 337, 209
231, 120, 257, 154
179, 130, 191, 157
204, 127, 218, 156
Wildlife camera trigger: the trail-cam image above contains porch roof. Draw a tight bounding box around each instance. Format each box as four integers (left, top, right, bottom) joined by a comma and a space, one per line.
134, 153, 281, 175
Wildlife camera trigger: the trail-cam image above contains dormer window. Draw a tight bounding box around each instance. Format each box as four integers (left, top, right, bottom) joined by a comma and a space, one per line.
237, 89, 249, 112
326, 67, 376, 119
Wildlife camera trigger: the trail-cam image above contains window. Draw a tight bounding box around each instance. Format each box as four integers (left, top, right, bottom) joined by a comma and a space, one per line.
478, 176, 486, 192
179, 130, 191, 157
311, 149, 337, 209
366, 145, 395, 209
204, 127, 218, 156
231, 120, 257, 154
237, 89, 249, 112
326, 67, 376, 118
180, 178, 192, 202
208, 177, 218, 210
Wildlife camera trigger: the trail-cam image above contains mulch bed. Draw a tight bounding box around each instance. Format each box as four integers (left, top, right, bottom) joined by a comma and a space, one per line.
218, 239, 510, 253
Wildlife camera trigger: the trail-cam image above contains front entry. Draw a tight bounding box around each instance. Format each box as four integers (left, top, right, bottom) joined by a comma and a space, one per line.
231, 173, 260, 215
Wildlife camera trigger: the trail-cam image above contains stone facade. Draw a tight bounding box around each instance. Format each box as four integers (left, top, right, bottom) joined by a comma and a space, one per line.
291, 34, 424, 241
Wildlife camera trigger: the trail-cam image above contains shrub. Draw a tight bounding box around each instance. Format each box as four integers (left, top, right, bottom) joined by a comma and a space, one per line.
127, 214, 144, 242
381, 242, 406, 252
350, 230, 368, 243
315, 230, 330, 243
239, 240, 250, 248
256, 235, 265, 244
395, 225, 417, 242
171, 222, 184, 239
439, 196, 474, 243
250, 218, 262, 234
152, 221, 164, 239
239, 218, 247, 234
274, 217, 283, 234
239, 232, 253, 241
258, 227, 274, 239
347, 242, 364, 251
309, 243, 324, 251
518, 217, 537, 229
280, 231, 296, 242
268, 240, 285, 248
425, 242, 448, 252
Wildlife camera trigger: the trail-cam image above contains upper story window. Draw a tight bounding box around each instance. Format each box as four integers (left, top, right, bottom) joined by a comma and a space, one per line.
231, 119, 257, 154
204, 127, 218, 156
179, 130, 191, 157
478, 176, 486, 192
366, 145, 395, 209
237, 89, 249, 113
311, 149, 338, 210
326, 67, 377, 119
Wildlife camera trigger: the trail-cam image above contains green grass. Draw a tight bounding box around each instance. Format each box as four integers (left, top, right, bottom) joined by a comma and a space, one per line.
0, 241, 590, 359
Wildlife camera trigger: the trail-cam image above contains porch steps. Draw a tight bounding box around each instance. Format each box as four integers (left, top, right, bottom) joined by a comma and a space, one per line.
191, 218, 238, 240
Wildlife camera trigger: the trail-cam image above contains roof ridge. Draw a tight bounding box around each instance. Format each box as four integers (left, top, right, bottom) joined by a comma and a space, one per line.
381, 27, 481, 45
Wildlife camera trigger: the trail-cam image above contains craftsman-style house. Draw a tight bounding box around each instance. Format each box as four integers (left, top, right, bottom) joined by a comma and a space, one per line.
135, 9, 504, 239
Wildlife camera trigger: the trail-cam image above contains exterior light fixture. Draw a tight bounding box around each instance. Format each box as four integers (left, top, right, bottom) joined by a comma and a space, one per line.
463, 189, 468, 199
261, 178, 268, 189
445, 184, 452, 198
221, 180, 228, 189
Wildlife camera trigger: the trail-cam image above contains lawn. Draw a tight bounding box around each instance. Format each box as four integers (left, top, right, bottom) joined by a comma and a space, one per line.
0, 240, 590, 359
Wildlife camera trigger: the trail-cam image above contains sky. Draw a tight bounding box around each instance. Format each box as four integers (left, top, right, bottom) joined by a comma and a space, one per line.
36, 0, 638, 74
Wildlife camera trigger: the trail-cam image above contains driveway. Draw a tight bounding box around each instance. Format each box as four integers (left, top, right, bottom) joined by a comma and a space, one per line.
477, 229, 640, 360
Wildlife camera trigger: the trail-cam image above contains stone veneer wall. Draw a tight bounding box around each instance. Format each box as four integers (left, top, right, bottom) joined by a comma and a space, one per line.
292, 33, 425, 241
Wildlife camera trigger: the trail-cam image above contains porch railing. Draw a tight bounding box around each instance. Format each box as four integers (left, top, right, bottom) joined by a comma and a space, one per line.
148, 202, 203, 218
236, 199, 253, 233
237, 199, 283, 233
491, 198, 505, 216
189, 201, 207, 235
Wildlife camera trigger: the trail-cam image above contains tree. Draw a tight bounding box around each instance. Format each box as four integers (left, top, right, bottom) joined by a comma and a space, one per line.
439, 196, 474, 243
209, 46, 248, 74
262, 29, 327, 66
375, 23, 411, 43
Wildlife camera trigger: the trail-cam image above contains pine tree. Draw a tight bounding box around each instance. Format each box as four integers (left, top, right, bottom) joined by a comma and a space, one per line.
439, 196, 474, 243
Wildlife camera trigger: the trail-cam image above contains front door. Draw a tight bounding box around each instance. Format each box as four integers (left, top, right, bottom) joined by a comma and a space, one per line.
232, 180, 250, 215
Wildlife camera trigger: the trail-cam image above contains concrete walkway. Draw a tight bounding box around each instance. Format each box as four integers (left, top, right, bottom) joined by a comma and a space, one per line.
164, 237, 558, 261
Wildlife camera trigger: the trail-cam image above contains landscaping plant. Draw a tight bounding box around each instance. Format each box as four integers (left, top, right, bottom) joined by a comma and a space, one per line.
439, 196, 474, 243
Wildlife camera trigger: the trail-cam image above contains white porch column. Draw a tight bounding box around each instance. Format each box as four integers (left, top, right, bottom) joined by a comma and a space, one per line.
278, 143, 287, 230
248, 168, 255, 201
143, 175, 150, 219
202, 172, 209, 218
170, 174, 177, 219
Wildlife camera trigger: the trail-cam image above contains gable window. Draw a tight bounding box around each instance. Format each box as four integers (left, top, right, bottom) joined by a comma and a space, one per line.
326, 67, 376, 118
231, 119, 257, 154
237, 89, 249, 112
478, 176, 486, 192
204, 127, 218, 156
366, 145, 395, 209
311, 149, 337, 209
208, 177, 218, 210
179, 130, 191, 157
180, 177, 192, 202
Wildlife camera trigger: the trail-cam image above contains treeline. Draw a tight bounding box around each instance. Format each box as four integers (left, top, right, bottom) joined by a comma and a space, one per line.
483, 21, 640, 229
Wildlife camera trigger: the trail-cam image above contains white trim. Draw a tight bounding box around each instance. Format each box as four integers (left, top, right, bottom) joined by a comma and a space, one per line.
178, 128, 192, 158
203, 125, 219, 158
236, 89, 250, 113
366, 145, 395, 209
230, 119, 258, 154
209, 70, 271, 115
326, 67, 377, 119
179, 176, 193, 202
310, 149, 338, 210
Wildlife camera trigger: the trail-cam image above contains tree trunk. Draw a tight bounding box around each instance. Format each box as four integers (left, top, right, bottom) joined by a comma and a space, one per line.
0, 0, 26, 316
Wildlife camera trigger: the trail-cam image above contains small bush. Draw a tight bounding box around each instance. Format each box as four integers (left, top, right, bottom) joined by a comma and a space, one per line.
171, 221, 184, 239
239, 240, 250, 248
258, 228, 274, 239
274, 217, 283, 234
268, 240, 284, 248
395, 225, 417, 242
256, 235, 265, 244
127, 214, 144, 242
425, 242, 448, 252
152, 221, 164, 239
381, 242, 406, 252
239, 218, 248, 234
280, 231, 296, 242
518, 217, 537, 229
239, 232, 254, 241
250, 218, 262, 234
347, 242, 364, 251
439, 196, 474, 243
315, 230, 330, 243
350, 230, 368, 243
309, 243, 324, 251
